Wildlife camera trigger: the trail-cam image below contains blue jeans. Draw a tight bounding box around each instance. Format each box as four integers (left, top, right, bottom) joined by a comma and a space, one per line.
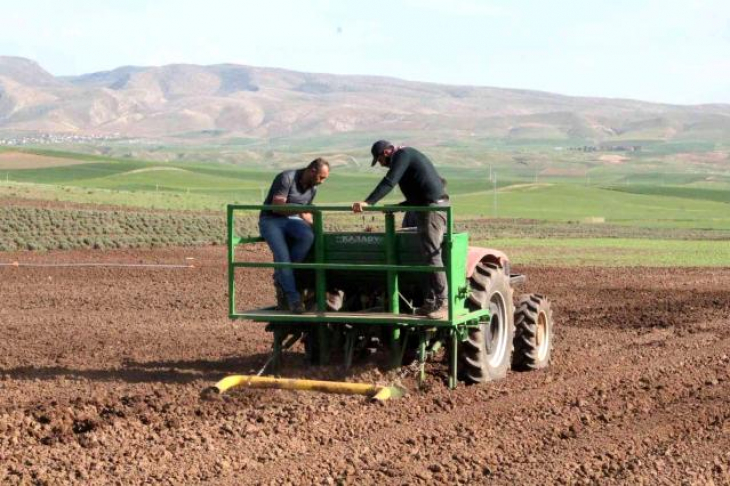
259, 216, 314, 305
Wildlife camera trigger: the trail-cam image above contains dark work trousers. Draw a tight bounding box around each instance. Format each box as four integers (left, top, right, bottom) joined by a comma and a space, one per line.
416, 202, 448, 304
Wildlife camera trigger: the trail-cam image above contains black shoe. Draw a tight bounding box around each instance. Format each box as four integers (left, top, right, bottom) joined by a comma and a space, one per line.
289, 301, 305, 314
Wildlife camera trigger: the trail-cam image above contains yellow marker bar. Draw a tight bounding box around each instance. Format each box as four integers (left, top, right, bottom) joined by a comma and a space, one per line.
204, 375, 406, 402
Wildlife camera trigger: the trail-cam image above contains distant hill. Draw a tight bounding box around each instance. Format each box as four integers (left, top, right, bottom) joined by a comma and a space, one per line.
0, 56, 729, 142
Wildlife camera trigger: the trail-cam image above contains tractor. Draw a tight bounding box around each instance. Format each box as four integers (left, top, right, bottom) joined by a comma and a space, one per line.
211, 204, 553, 400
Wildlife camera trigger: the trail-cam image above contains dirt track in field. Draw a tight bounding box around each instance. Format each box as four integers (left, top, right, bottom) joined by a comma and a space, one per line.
1, 246, 729, 485
0, 152, 93, 170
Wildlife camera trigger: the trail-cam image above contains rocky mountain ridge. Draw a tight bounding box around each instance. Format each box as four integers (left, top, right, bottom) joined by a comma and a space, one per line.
1, 56, 728, 141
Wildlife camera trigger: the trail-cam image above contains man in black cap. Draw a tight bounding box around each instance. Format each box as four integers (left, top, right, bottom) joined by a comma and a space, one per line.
352, 140, 449, 319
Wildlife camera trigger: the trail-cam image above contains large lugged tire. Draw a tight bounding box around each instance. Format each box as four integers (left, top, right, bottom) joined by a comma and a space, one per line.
461, 262, 515, 384
512, 294, 553, 371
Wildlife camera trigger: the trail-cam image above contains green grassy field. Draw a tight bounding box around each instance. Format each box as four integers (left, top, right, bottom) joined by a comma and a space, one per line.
480, 238, 730, 267
0, 146, 728, 266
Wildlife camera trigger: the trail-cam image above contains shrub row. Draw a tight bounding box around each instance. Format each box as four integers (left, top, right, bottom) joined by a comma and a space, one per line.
0, 207, 258, 252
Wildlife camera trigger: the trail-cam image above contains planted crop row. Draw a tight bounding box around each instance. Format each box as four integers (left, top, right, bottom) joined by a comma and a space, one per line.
0, 207, 257, 252
3, 204, 728, 254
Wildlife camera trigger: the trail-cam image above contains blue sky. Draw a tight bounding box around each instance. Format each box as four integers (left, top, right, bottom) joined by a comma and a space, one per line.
2, 0, 729, 104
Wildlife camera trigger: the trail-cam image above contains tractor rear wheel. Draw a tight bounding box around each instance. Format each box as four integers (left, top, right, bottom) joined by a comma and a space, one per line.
513, 294, 553, 371
461, 262, 514, 384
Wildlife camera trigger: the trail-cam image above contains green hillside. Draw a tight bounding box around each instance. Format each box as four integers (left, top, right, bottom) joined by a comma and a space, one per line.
0, 147, 729, 266
1, 149, 729, 230
455, 184, 730, 229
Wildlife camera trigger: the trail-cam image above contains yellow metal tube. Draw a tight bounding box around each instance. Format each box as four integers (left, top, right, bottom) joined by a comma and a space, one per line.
207, 375, 405, 402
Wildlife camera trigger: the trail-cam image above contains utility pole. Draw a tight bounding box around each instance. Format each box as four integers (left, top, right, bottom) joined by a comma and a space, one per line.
488, 164, 492, 182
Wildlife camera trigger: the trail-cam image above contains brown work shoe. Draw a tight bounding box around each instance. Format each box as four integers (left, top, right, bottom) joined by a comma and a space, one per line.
427, 304, 449, 320
416, 301, 448, 320
301, 288, 316, 311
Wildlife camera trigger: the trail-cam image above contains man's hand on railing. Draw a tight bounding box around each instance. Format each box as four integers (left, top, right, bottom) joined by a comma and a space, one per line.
301, 212, 314, 225
351, 201, 369, 213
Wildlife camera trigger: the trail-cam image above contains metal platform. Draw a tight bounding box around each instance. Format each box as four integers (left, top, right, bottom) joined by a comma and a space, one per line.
232, 307, 489, 327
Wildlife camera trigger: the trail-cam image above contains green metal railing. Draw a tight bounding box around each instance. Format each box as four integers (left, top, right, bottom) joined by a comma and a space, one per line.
226, 204, 487, 327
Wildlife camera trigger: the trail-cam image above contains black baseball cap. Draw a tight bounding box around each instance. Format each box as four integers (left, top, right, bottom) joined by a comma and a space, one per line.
371, 140, 392, 166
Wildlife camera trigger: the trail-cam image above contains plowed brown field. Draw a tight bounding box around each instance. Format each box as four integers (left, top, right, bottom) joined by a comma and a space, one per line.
1, 246, 729, 485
